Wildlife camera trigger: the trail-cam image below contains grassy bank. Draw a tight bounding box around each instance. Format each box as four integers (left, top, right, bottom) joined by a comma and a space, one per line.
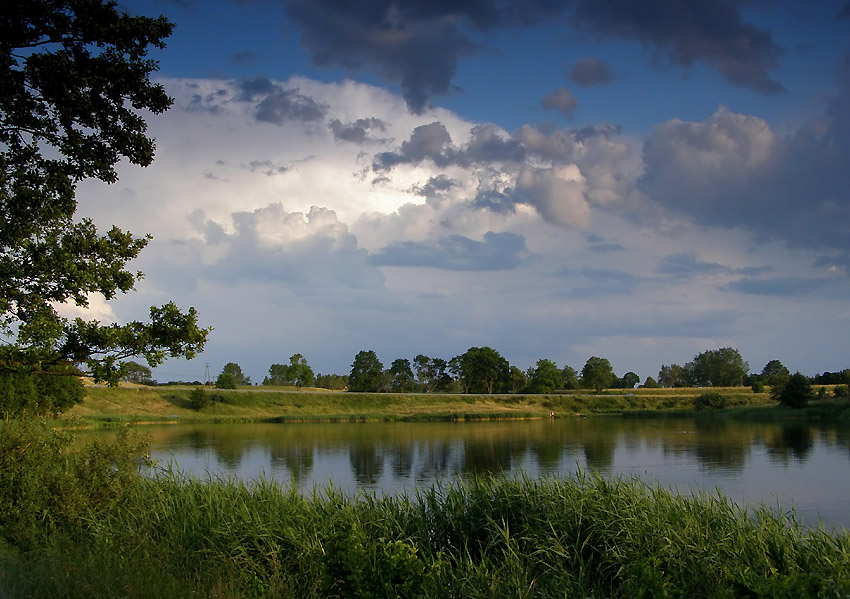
1, 421, 848, 598
61, 384, 798, 426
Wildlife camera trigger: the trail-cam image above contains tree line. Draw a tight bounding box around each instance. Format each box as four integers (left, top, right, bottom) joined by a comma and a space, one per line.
194, 346, 849, 399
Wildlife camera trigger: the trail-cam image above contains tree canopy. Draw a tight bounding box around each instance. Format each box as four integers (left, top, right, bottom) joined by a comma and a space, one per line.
581, 356, 614, 393
449, 347, 509, 394
349, 350, 384, 392
0, 0, 208, 387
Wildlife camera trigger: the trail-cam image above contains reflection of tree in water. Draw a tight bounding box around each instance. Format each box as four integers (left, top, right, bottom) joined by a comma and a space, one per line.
416, 440, 459, 479
270, 443, 314, 484
765, 423, 814, 464
349, 442, 382, 484
583, 437, 615, 470
462, 438, 512, 474
386, 440, 414, 478
674, 420, 748, 472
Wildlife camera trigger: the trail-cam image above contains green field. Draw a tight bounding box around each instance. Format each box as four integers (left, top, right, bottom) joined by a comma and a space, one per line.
56, 383, 850, 426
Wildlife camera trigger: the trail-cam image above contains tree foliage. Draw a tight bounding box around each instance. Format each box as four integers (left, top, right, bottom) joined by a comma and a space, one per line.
761, 360, 790, 387
449, 347, 509, 394
118, 360, 152, 384
215, 371, 238, 390
222, 362, 249, 386
388, 358, 414, 392
686, 348, 748, 387
771, 372, 814, 409
0, 0, 209, 387
528, 359, 562, 393
581, 356, 614, 393
349, 350, 384, 392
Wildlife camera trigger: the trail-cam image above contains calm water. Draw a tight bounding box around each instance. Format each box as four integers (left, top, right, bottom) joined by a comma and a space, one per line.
86, 417, 850, 531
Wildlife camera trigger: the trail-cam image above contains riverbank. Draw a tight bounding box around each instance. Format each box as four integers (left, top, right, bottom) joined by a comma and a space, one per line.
1, 420, 848, 598
59, 384, 850, 426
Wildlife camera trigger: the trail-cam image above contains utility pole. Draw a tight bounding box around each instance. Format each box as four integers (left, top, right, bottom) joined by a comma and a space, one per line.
203, 363, 212, 387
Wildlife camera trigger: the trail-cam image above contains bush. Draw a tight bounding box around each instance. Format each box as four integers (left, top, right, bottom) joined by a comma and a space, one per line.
834, 384, 850, 398
751, 381, 765, 394
189, 387, 211, 411
692, 392, 727, 410
771, 372, 814, 409
215, 372, 239, 390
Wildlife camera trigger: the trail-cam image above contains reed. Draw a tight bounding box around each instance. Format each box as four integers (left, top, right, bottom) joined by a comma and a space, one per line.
1, 420, 848, 598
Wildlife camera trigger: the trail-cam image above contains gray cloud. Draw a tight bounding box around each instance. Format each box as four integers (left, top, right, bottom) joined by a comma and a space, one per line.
724, 276, 831, 297
570, 57, 613, 87
373, 122, 523, 171
368, 231, 531, 271
329, 117, 389, 144
279, 0, 786, 113
256, 88, 328, 124
412, 175, 456, 202
234, 76, 280, 102
569, 0, 785, 94
541, 88, 579, 116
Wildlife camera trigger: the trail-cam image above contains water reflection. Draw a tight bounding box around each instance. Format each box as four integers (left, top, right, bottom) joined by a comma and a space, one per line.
79, 417, 850, 530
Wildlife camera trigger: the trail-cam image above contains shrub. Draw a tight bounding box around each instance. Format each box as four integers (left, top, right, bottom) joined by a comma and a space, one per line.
751, 381, 765, 394
189, 387, 211, 411
834, 384, 850, 398
692, 392, 727, 410
771, 372, 814, 409
215, 372, 239, 389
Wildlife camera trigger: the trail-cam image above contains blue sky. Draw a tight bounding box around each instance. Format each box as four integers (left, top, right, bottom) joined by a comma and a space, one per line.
71, 0, 850, 384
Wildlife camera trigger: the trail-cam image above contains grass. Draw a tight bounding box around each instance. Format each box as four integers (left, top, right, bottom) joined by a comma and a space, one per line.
59, 384, 808, 428
1, 419, 848, 598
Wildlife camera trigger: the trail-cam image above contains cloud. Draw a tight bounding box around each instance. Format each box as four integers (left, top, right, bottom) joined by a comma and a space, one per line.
541, 88, 579, 116
368, 231, 531, 271
655, 252, 729, 278
570, 57, 613, 87
724, 276, 831, 297
255, 88, 328, 124
512, 164, 590, 228
568, 0, 785, 94
329, 117, 389, 144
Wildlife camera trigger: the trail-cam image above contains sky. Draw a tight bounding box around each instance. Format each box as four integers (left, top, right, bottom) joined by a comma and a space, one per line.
69, 0, 850, 384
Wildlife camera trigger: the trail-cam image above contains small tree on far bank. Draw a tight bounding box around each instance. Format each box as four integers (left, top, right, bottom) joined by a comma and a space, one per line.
771, 372, 813, 408
215, 371, 238, 390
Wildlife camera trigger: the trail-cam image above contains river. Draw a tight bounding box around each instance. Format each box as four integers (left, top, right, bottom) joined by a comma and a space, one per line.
83, 416, 850, 531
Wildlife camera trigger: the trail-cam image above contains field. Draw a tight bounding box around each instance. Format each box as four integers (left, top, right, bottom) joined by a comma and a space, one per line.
59, 384, 795, 426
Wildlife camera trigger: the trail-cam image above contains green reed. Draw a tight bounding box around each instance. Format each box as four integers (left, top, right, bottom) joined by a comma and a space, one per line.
1, 421, 848, 598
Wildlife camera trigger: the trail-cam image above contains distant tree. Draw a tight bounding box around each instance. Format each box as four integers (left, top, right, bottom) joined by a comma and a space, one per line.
413, 354, 451, 392
834, 384, 849, 398
761, 360, 790, 387
581, 357, 614, 393
771, 372, 813, 408
119, 360, 153, 384
349, 350, 384, 392
620, 371, 640, 389
222, 362, 249, 386
449, 347, 510, 394
215, 371, 238, 390
686, 348, 748, 387
658, 364, 687, 388
752, 381, 765, 394
287, 353, 314, 388
561, 365, 580, 390
388, 358, 415, 392
315, 373, 348, 390
262, 363, 289, 386
0, 365, 85, 417
641, 376, 661, 389
507, 366, 527, 393
528, 359, 563, 393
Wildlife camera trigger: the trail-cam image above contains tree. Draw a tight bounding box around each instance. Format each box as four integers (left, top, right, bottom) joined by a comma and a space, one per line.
658, 363, 687, 388
620, 371, 640, 389
0, 0, 209, 389
761, 360, 790, 387
449, 347, 510, 394
349, 350, 384, 392
119, 360, 152, 384
413, 354, 452, 392
215, 371, 238, 390
287, 353, 314, 388
263, 363, 289, 386
507, 366, 527, 393
222, 362, 249, 386
388, 358, 414, 392
771, 372, 813, 409
528, 359, 563, 393
561, 365, 579, 390
686, 348, 748, 387
641, 376, 661, 389
581, 356, 614, 393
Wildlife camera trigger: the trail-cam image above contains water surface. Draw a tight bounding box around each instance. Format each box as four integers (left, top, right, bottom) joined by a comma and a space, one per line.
87, 417, 850, 530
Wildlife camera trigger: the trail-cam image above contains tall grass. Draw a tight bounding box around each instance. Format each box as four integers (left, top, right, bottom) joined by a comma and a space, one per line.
1, 421, 848, 598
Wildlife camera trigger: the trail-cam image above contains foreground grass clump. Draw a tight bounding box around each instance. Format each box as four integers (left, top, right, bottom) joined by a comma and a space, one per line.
1, 422, 849, 598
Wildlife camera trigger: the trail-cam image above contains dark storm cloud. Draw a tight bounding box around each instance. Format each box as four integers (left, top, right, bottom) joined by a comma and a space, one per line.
329, 118, 389, 144
280, 0, 786, 112
280, 0, 567, 112
255, 89, 328, 124
569, 0, 785, 94
368, 231, 531, 271
541, 88, 579, 116
570, 57, 613, 87
412, 175, 456, 202
373, 122, 524, 171
234, 76, 281, 101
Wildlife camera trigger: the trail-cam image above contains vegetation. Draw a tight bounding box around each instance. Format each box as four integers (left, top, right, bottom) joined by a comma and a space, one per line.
772, 372, 815, 409
0, 0, 208, 402
580, 356, 614, 393
1, 420, 848, 598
